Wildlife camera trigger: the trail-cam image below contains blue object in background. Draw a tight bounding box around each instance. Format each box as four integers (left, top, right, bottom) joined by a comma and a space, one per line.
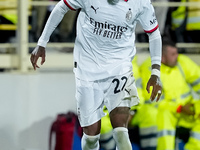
178, 140, 185, 150
132, 143, 140, 150
72, 128, 82, 150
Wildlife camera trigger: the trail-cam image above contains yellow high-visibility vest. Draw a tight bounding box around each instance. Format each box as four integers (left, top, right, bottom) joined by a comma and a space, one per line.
0, 0, 32, 24
171, 0, 200, 30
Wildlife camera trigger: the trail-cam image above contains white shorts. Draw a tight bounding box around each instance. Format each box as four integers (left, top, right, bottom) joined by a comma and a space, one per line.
75, 71, 140, 127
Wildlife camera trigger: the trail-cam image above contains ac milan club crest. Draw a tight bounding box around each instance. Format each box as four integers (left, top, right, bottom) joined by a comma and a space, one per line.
126, 8, 132, 22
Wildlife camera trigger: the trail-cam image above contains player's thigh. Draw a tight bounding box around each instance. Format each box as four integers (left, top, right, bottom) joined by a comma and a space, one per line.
82, 120, 101, 136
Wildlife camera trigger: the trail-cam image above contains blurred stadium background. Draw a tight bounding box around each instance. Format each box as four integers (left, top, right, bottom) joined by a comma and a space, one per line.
0, 0, 200, 150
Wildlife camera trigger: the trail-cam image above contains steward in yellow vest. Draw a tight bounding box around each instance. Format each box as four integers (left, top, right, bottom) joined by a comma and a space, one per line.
138, 38, 200, 150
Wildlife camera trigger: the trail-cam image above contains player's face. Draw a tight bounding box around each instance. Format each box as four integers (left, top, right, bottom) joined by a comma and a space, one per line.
164, 46, 178, 67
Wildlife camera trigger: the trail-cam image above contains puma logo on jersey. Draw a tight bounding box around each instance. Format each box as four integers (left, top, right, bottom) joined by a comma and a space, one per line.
125, 89, 131, 95
91, 5, 99, 14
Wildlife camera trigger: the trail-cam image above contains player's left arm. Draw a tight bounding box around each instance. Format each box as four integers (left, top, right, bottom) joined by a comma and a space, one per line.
146, 29, 162, 102
137, 0, 162, 101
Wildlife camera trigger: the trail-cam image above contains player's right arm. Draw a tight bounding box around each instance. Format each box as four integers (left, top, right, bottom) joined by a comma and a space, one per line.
30, 1, 70, 70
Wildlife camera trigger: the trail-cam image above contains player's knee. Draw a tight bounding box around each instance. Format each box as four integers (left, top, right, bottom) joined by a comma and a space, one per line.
85, 135, 99, 145
82, 133, 100, 149
110, 107, 130, 128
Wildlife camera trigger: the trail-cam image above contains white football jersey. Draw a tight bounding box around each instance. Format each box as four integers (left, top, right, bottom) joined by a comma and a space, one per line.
63, 0, 158, 81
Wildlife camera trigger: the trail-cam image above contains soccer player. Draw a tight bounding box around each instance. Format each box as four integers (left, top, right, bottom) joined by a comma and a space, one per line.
30, 0, 162, 149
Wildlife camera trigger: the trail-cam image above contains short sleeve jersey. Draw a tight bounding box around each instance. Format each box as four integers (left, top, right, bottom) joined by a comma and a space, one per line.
63, 0, 158, 81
